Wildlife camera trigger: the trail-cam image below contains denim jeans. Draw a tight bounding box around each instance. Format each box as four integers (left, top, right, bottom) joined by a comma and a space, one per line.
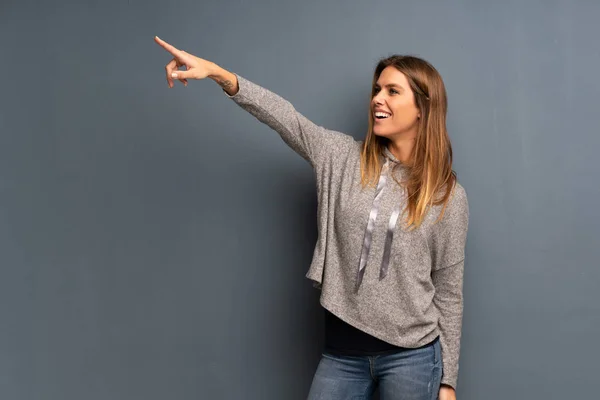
307, 337, 442, 400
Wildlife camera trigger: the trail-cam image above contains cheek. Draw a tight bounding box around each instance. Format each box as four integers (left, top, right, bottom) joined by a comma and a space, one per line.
393, 104, 420, 125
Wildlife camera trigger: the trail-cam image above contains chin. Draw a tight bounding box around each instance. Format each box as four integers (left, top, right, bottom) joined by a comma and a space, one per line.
372, 128, 392, 138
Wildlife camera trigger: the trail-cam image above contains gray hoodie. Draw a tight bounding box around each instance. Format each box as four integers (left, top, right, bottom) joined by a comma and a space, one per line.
226, 74, 469, 390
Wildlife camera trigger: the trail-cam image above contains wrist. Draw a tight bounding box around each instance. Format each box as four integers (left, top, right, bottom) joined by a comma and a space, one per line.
207, 62, 222, 80
209, 64, 238, 96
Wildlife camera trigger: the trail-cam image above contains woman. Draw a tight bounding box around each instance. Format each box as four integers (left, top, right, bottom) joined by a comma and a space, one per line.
154, 36, 468, 400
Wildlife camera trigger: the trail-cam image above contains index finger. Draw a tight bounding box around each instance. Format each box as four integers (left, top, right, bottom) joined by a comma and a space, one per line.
154, 36, 182, 57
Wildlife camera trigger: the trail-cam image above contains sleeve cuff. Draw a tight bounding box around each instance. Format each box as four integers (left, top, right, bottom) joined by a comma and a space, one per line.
441, 377, 457, 391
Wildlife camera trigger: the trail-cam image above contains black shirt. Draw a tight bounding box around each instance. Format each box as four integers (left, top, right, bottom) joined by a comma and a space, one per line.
324, 309, 410, 355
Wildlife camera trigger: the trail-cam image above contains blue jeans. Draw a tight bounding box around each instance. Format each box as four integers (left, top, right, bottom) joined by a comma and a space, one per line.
307, 337, 442, 400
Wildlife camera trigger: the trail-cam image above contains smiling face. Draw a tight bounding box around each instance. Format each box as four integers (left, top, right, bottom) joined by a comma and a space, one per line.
371, 66, 421, 139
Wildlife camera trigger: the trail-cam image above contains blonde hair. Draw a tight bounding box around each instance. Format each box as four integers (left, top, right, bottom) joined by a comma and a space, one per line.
360, 55, 456, 229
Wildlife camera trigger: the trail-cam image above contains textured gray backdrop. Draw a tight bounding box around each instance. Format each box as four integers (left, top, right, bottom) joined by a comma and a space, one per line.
1, 0, 599, 399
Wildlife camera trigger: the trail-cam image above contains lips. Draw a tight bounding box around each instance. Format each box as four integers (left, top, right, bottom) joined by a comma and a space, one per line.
374, 108, 392, 120
374, 111, 391, 121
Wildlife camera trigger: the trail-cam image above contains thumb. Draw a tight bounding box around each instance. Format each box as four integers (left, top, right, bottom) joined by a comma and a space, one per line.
171, 70, 192, 79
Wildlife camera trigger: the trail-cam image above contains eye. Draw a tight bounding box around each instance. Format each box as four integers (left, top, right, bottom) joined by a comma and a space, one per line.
389, 88, 399, 95
373, 86, 381, 94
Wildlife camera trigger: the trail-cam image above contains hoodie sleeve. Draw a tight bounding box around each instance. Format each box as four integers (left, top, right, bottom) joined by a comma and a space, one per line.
224, 74, 357, 169
430, 184, 469, 390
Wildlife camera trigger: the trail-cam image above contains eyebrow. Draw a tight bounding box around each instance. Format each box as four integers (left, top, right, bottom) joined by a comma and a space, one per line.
374, 83, 404, 89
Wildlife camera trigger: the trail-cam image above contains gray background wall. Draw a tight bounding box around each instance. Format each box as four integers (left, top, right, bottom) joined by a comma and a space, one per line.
1, 0, 599, 399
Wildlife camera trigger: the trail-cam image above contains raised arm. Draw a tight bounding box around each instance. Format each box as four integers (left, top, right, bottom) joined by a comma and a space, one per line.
154, 36, 356, 168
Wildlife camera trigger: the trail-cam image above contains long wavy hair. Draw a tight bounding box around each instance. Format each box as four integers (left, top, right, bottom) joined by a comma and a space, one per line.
360, 55, 457, 229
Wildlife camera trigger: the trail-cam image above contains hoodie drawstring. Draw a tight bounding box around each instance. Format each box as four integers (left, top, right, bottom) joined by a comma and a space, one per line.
355, 158, 404, 292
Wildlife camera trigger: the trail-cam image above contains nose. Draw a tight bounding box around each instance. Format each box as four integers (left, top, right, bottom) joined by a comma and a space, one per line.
372, 91, 384, 106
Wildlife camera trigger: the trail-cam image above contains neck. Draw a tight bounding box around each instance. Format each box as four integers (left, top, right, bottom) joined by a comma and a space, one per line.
387, 136, 416, 164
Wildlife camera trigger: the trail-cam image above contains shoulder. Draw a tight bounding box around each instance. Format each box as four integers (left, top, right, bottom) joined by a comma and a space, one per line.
326, 135, 362, 162
436, 181, 469, 230
449, 182, 468, 214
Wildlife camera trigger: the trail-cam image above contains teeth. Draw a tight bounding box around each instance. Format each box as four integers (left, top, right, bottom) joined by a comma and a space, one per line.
375, 112, 391, 118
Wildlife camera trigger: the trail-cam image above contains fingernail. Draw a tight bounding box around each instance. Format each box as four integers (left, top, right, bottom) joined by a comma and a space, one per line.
171, 73, 178, 78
